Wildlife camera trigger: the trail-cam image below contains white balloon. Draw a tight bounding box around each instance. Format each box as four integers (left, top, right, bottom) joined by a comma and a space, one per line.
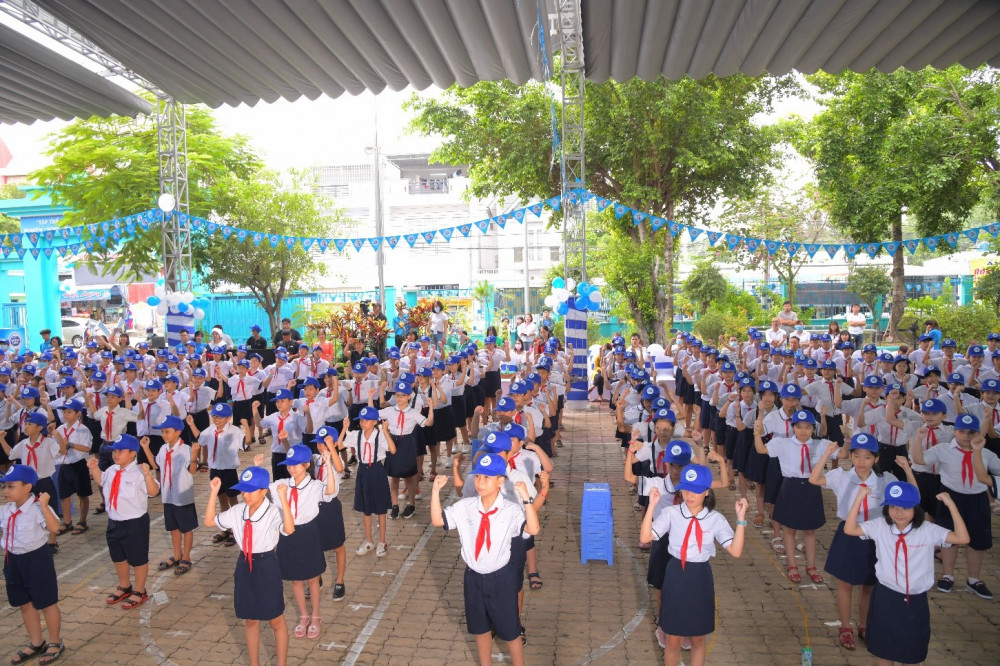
566, 277, 577, 291
153, 286, 166, 299
554, 288, 570, 302
155, 303, 168, 316
589, 290, 603, 304
193, 308, 205, 320
543, 295, 557, 308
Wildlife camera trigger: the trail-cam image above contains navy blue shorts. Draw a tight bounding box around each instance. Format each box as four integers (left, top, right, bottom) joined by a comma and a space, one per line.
107, 514, 150, 567
163, 503, 198, 534
271, 452, 291, 481
4, 545, 58, 609
58, 459, 94, 498
936, 487, 991, 551
464, 565, 521, 640
210, 468, 240, 498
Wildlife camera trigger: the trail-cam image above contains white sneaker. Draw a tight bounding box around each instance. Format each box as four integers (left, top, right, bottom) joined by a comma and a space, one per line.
655, 627, 666, 649
414, 492, 423, 501
376, 542, 387, 557
355, 541, 374, 556
681, 637, 692, 650
397, 492, 406, 500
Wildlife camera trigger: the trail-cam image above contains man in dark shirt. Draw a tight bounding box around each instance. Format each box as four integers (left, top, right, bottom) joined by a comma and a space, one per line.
277, 329, 300, 354
246, 324, 268, 350
272, 317, 301, 346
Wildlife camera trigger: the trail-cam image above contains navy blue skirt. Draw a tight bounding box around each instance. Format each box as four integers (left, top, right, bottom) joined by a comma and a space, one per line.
824, 521, 876, 585
317, 497, 346, 550
464, 385, 478, 416
646, 535, 672, 590
763, 457, 784, 505
744, 446, 769, 484
935, 487, 991, 551
772, 477, 825, 531
431, 406, 454, 443
385, 432, 418, 478
354, 461, 392, 515
914, 471, 940, 516
234, 550, 284, 620
866, 583, 929, 664
481, 370, 501, 398
733, 430, 752, 474
277, 517, 326, 581
659, 559, 714, 637
451, 393, 466, 426
723, 426, 738, 461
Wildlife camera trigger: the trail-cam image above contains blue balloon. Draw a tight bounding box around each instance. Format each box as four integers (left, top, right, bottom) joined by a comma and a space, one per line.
552, 277, 565, 290
577, 281, 590, 295
146, 295, 160, 306
556, 302, 569, 316
573, 297, 588, 311
176, 302, 189, 313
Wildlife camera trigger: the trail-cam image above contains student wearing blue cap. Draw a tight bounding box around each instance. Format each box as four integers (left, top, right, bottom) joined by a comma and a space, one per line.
810, 432, 915, 650
255, 389, 306, 482
1, 464, 66, 665
343, 361, 379, 435
428, 359, 458, 466
140, 416, 199, 576
312, 426, 349, 600
957, 377, 1000, 457
2, 411, 60, 551
908, 398, 953, 516
845, 481, 968, 665
431, 448, 539, 665
87, 435, 160, 611
52, 399, 94, 535
205, 465, 295, 666
641, 463, 748, 661
189, 403, 246, 547
352, 407, 396, 557
261, 351, 296, 418
377, 380, 431, 522
478, 336, 505, 422
912, 414, 998, 599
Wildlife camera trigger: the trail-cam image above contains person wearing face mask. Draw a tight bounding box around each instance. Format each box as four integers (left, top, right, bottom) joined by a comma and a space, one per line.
428, 300, 448, 349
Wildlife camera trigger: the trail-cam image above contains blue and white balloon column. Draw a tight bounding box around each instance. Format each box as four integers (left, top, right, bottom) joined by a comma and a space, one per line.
146, 278, 207, 345
543, 277, 603, 316
544, 277, 600, 410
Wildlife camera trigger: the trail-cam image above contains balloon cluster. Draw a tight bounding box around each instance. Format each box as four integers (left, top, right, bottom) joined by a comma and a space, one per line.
543, 277, 603, 315
145, 278, 207, 320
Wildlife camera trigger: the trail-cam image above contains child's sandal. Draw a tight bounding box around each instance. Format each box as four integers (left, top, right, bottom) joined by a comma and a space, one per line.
307, 615, 321, 639
752, 513, 764, 528
71, 522, 88, 535
805, 567, 824, 584
857, 627, 866, 642
10, 641, 45, 664
121, 590, 148, 610
771, 537, 785, 553
106, 586, 132, 605
838, 627, 855, 650
294, 614, 309, 639
787, 566, 801, 584
56, 522, 72, 536
173, 560, 192, 575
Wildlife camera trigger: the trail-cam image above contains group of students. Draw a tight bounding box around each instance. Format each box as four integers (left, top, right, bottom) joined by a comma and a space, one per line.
0, 328, 570, 666
610, 327, 999, 666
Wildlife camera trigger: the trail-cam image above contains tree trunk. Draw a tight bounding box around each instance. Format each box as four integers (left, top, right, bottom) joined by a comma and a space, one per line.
888, 214, 906, 338
653, 202, 676, 347
267, 306, 280, 341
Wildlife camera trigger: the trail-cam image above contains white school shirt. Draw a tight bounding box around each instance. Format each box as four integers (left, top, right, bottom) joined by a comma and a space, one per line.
344, 376, 379, 405
378, 405, 426, 436
860, 519, 951, 595
961, 400, 1000, 432
261, 411, 306, 453
10, 436, 60, 480
762, 408, 794, 439
154, 442, 195, 506
911, 383, 949, 404
852, 359, 880, 382
295, 396, 332, 431
765, 436, 835, 479
134, 398, 168, 437
355, 429, 387, 464
204, 359, 232, 382
923, 441, 1000, 495
186, 386, 216, 414
506, 448, 540, 481
269, 476, 331, 525
442, 494, 528, 574
824, 467, 898, 522
294, 357, 329, 380
321, 385, 350, 422
199, 423, 244, 470
310, 454, 342, 499
93, 405, 138, 442
503, 467, 537, 504
0, 495, 50, 554
227, 374, 261, 402
161, 392, 189, 420
910, 424, 954, 474
215, 499, 286, 552
57, 421, 93, 465
938, 356, 967, 376
650, 504, 735, 562
478, 348, 505, 373
908, 348, 943, 376
958, 364, 998, 387
804, 379, 852, 416
874, 417, 919, 448
434, 376, 454, 408
265, 363, 296, 394
101, 461, 154, 521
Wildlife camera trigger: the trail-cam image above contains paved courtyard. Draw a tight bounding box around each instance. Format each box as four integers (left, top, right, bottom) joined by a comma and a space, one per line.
2, 406, 998, 665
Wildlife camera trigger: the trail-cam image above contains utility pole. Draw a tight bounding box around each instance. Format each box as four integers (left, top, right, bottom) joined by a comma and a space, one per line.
372, 97, 385, 310
524, 216, 531, 315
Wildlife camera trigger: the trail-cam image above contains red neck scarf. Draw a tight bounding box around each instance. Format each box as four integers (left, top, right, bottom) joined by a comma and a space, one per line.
895, 528, 911, 603
799, 441, 812, 474
242, 518, 253, 571
680, 512, 703, 570
960, 448, 974, 487
109, 467, 124, 510
162, 446, 174, 492
474, 506, 499, 560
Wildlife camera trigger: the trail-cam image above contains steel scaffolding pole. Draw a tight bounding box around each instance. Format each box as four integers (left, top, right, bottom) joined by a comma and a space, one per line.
556, 0, 586, 283
155, 97, 192, 292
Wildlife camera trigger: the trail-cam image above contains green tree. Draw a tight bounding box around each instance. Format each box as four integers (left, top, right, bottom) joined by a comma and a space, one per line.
31, 102, 261, 281
0, 183, 25, 233
717, 182, 830, 306
203, 169, 354, 336
794, 66, 1000, 337
975, 267, 1000, 314
407, 74, 794, 345
471, 280, 495, 329
683, 262, 728, 315
846, 267, 893, 341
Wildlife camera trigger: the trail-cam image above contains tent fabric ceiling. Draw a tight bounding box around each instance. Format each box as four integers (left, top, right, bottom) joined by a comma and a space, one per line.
0, 22, 152, 125
5, 0, 1000, 121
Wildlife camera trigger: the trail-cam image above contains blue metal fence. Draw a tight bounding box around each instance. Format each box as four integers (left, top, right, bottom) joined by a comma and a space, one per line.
1, 303, 25, 328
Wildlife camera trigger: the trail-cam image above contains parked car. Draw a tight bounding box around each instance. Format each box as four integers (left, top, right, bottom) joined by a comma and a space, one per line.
61, 317, 88, 347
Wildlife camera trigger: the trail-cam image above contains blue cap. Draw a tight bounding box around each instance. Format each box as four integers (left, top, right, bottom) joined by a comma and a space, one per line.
840, 339, 855, 349
651, 397, 669, 412
275, 350, 288, 359
407, 342, 420, 351
163, 375, 180, 385
791, 409, 816, 425
364, 356, 378, 365
418, 335, 430, 343
110, 434, 140, 451
387, 348, 401, 359
883, 382, 906, 396
918, 334, 933, 342
819, 333, 831, 342
676, 463, 712, 493
862, 375, 884, 388
124, 362, 138, 372
639, 385, 660, 401
154, 363, 168, 372
157, 415, 185, 431
103, 386, 124, 397
236, 359, 250, 369
471, 452, 507, 477
91, 371, 107, 382
431, 360, 445, 371
502, 423, 526, 440
758, 342, 770, 351
58, 377, 77, 388
301, 377, 321, 389
355, 406, 379, 421
946, 372, 965, 384
508, 382, 529, 395
24, 412, 48, 426
941, 338, 956, 348
780, 383, 801, 398
496, 397, 516, 412
654, 408, 677, 423
279, 444, 312, 466
416, 367, 432, 377
314, 425, 339, 442
483, 335, 497, 345
955, 414, 980, 431
664, 441, 693, 465
250, 324, 262, 332
144, 379, 163, 390
270, 388, 294, 401
232, 466, 270, 492
967, 345, 984, 357
803, 358, 818, 369
1, 464, 38, 486
923, 365, 941, 376
878, 352, 894, 363
211, 403, 233, 418
883, 481, 920, 509
981, 378, 1000, 392
988, 333, 1000, 341
58, 398, 85, 412
920, 399, 946, 414
393, 381, 413, 395
399, 372, 415, 384
352, 362, 366, 374
758, 380, 779, 394
820, 360, 837, 370
850, 432, 878, 452
484, 431, 513, 452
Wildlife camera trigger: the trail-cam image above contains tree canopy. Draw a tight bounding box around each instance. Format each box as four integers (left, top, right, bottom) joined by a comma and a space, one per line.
846, 266, 892, 340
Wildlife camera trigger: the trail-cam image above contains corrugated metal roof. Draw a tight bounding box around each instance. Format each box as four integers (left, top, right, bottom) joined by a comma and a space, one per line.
0, 22, 152, 124
6, 0, 1000, 121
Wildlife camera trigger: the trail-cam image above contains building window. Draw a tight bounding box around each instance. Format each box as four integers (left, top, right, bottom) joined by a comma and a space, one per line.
550, 246, 561, 261
513, 247, 523, 263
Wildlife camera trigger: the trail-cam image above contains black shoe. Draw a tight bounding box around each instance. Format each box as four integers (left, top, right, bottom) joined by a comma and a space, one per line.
348, 454, 358, 465
332, 583, 346, 601
401, 504, 415, 519
48, 543, 59, 554
520, 627, 526, 644
967, 580, 994, 600
390, 505, 400, 519
936, 576, 954, 593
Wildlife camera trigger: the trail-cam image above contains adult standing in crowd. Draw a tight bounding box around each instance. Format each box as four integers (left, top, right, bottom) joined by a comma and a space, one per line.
924, 318, 942, 349
369, 302, 388, 360
272, 317, 301, 346
245, 324, 268, 350
429, 300, 448, 348
393, 300, 409, 349
777, 301, 801, 336
846, 304, 867, 347
518, 313, 539, 349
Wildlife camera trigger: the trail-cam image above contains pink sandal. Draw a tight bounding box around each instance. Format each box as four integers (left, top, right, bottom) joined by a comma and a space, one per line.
294, 614, 308, 639
307, 615, 321, 639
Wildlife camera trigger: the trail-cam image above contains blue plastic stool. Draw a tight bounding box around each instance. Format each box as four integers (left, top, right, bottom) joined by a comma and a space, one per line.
580, 482, 614, 565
